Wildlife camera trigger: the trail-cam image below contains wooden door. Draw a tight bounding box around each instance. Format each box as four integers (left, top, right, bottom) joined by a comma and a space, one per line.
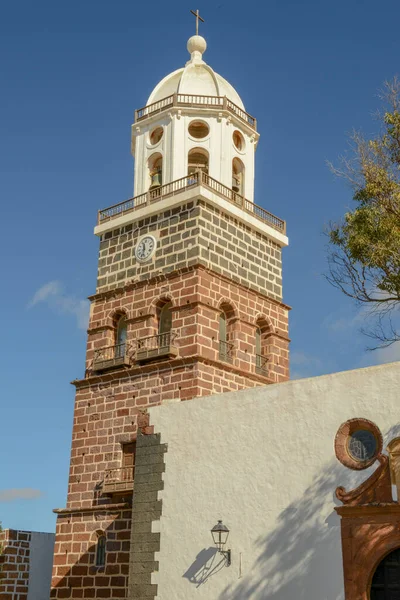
371, 548, 400, 599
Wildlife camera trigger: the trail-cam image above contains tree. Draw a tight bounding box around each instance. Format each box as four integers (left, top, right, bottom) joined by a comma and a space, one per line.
327, 78, 400, 348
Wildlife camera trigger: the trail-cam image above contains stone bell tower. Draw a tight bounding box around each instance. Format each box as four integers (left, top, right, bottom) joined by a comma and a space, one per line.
50, 25, 290, 599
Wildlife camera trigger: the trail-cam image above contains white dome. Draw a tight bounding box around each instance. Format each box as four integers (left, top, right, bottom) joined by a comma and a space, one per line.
146, 36, 245, 110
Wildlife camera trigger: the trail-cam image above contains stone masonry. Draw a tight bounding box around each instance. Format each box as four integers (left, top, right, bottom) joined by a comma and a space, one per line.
51, 197, 289, 598
0, 529, 30, 600
96, 199, 283, 301
128, 431, 167, 600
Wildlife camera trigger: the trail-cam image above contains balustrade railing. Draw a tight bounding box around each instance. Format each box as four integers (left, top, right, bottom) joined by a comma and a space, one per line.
98, 173, 200, 223
135, 93, 257, 129
103, 466, 134, 493
200, 173, 286, 232
219, 340, 234, 363
98, 172, 285, 233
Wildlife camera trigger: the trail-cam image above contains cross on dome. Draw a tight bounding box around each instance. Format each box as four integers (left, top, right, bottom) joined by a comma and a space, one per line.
187, 10, 207, 63
190, 9, 204, 36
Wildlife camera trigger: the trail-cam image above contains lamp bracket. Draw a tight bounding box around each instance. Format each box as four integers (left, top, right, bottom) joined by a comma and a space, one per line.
219, 549, 231, 567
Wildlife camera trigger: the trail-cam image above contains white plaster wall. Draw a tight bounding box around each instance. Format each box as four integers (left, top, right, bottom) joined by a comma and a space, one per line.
27, 532, 55, 600
132, 111, 256, 199
150, 362, 400, 600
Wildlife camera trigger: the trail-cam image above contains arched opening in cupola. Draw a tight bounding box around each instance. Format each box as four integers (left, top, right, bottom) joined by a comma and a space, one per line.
148, 152, 163, 190
188, 148, 209, 176
232, 157, 245, 196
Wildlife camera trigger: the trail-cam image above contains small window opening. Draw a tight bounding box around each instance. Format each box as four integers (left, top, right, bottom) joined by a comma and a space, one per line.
115, 315, 127, 358
95, 535, 106, 567
219, 312, 227, 343
255, 320, 269, 375
219, 307, 234, 363
159, 301, 173, 336
255, 327, 262, 356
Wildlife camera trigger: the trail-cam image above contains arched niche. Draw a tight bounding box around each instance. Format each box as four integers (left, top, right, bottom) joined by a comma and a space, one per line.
148, 152, 163, 189
232, 157, 245, 196
188, 147, 209, 175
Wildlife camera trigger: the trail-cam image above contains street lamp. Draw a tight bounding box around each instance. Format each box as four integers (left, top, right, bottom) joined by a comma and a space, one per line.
211, 520, 231, 566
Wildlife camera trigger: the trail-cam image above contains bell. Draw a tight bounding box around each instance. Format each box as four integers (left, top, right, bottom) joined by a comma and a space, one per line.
150, 170, 162, 189
232, 177, 240, 193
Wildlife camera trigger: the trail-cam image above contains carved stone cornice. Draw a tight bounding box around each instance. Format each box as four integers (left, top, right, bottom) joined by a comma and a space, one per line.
73, 353, 275, 389
335, 502, 400, 517
53, 502, 130, 515
335, 455, 393, 506
87, 263, 292, 311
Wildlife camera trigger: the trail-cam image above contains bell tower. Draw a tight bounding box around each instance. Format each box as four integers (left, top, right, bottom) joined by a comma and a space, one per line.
50, 27, 290, 599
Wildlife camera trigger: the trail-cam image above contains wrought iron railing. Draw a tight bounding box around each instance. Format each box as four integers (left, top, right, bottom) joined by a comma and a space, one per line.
92, 343, 132, 371
135, 93, 257, 129
219, 340, 234, 363
98, 172, 285, 233
137, 331, 177, 352
255, 353, 269, 375
103, 466, 134, 494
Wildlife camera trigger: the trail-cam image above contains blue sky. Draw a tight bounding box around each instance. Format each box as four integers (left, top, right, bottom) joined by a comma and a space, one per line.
1, 0, 400, 533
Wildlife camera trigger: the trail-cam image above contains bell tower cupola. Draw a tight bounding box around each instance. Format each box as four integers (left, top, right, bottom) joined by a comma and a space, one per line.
131, 29, 258, 201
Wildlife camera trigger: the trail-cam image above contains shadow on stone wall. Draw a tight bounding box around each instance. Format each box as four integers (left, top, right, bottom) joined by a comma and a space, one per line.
50, 517, 130, 599
218, 425, 400, 600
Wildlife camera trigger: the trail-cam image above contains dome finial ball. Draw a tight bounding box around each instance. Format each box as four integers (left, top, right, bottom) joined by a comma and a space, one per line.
187, 35, 207, 57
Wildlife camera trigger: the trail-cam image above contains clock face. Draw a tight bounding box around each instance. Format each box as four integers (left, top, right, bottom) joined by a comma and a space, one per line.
135, 235, 156, 262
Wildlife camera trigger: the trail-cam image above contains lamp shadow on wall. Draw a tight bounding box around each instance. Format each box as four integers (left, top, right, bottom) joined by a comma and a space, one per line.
183, 546, 225, 587
218, 425, 400, 600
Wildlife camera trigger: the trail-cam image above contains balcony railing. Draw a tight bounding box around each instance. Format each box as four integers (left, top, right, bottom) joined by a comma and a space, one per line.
136, 332, 178, 363
98, 172, 201, 223
255, 353, 269, 376
98, 171, 286, 234
92, 343, 132, 372
219, 340, 234, 364
103, 466, 134, 495
135, 93, 257, 130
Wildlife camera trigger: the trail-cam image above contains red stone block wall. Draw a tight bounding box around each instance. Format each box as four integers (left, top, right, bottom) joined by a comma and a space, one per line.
51, 261, 289, 598
51, 508, 132, 599
86, 265, 289, 382
0, 529, 30, 600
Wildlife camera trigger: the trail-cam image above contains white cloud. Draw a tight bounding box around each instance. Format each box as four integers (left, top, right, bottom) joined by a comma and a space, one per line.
28, 280, 63, 307
0, 488, 43, 502
28, 280, 89, 330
